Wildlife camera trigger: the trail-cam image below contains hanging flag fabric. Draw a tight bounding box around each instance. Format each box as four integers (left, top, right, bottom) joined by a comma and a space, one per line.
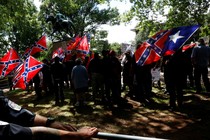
12, 56, 43, 90
134, 42, 161, 66
64, 35, 90, 60
135, 30, 168, 66
68, 35, 82, 51
135, 24, 200, 66
52, 47, 65, 61
23, 35, 47, 58
65, 35, 82, 60
76, 35, 90, 60
182, 43, 196, 52
76, 35, 89, 55
0, 48, 21, 77
160, 25, 200, 56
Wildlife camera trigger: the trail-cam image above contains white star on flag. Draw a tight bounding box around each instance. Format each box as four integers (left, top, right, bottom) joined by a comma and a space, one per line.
169, 30, 185, 43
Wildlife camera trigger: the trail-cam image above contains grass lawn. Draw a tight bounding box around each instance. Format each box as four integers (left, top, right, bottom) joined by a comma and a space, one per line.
3, 84, 210, 140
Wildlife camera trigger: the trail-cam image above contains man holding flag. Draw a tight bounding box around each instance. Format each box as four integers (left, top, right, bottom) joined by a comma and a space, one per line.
134, 24, 200, 66
134, 24, 200, 109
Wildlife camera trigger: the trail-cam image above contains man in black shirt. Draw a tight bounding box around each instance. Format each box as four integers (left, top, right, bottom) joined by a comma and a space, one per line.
51, 56, 65, 105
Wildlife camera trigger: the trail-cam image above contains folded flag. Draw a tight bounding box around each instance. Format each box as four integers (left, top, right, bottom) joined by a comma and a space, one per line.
134, 42, 161, 66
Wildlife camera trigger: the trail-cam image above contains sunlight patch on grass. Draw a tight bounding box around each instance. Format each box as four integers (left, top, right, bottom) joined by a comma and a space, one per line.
152, 97, 168, 104
35, 104, 53, 108
57, 111, 74, 117
28, 103, 35, 107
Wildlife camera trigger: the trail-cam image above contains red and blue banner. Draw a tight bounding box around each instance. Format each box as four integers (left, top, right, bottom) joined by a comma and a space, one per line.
12, 56, 43, 90
0, 48, 21, 77
23, 35, 47, 58
135, 24, 200, 66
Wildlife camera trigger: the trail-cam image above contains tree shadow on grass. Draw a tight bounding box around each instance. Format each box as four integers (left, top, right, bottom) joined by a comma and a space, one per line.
4, 87, 210, 140
158, 94, 210, 140
74, 105, 94, 114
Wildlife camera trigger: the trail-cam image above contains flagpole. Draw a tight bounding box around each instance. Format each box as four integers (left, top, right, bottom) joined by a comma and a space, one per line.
95, 132, 168, 140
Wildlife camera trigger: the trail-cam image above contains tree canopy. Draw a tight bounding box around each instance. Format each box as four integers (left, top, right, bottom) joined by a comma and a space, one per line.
0, 0, 209, 56
0, 0, 42, 54
39, 0, 120, 41
0, 0, 120, 55
123, 0, 210, 44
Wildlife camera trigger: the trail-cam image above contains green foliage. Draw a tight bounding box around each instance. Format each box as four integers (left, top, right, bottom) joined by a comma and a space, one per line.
0, 0, 121, 59
40, 0, 120, 40
90, 28, 121, 54
109, 42, 121, 54
125, 0, 210, 42
134, 20, 165, 46
91, 40, 109, 53
91, 30, 109, 52
0, 0, 43, 54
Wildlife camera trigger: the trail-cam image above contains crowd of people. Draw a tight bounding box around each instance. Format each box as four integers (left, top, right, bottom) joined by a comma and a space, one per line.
1, 38, 209, 139
12, 38, 210, 111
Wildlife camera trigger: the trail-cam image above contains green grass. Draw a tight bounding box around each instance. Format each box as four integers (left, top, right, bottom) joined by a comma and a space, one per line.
3, 85, 210, 140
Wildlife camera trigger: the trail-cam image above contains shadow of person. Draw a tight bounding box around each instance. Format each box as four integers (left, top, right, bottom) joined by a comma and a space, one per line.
75, 105, 94, 114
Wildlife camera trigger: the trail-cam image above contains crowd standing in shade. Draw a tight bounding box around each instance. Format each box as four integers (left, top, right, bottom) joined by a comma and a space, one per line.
12, 38, 210, 111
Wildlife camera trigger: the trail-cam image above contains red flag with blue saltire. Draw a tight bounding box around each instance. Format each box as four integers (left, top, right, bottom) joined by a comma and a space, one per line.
65, 35, 82, 60
135, 24, 200, 66
23, 35, 47, 58
76, 35, 89, 54
70, 35, 82, 50
134, 42, 161, 66
0, 48, 21, 77
52, 47, 65, 61
76, 35, 90, 59
12, 56, 43, 90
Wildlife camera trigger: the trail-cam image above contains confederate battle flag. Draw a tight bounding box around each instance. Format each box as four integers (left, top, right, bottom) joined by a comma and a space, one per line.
135, 24, 200, 66
0, 48, 21, 77
65, 35, 82, 60
23, 35, 47, 58
12, 56, 43, 90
